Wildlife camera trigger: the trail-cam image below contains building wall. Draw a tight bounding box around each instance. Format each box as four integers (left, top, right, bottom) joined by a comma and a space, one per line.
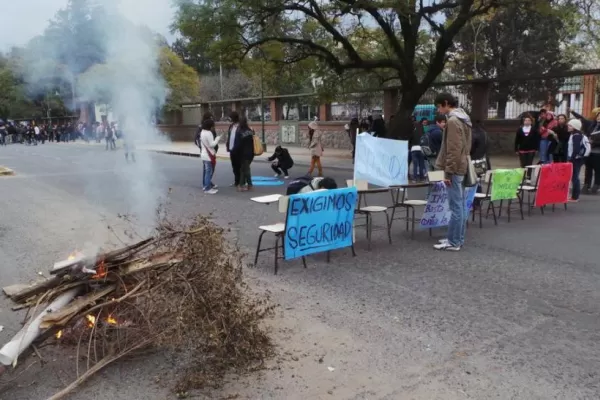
158, 119, 520, 154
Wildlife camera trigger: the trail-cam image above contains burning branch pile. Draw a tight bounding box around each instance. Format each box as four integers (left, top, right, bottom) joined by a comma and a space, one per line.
0, 216, 273, 398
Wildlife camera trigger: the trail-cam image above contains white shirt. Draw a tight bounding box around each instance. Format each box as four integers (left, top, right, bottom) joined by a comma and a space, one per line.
229, 124, 238, 150
200, 129, 221, 162
34, 126, 40, 135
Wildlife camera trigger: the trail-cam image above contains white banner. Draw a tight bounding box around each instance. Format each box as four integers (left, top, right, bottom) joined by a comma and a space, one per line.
354, 133, 409, 187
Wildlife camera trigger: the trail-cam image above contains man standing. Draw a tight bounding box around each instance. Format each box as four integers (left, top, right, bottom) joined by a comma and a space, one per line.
433, 93, 472, 251
226, 111, 241, 187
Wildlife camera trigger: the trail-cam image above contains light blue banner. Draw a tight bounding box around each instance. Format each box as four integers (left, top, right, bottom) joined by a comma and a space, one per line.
284, 187, 357, 260
354, 134, 409, 187
419, 183, 479, 229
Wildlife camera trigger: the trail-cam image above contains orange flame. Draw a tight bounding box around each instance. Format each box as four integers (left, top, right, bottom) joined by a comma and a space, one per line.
86, 314, 96, 327
92, 260, 106, 279
106, 315, 118, 326
55, 330, 63, 339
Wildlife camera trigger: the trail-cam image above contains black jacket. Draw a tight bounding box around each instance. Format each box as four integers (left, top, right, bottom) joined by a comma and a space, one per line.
515, 126, 540, 152
268, 147, 294, 170
470, 125, 488, 160
427, 125, 443, 155
239, 128, 255, 161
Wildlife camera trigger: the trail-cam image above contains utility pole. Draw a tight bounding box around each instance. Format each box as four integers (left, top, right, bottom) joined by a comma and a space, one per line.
260, 65, 266, 152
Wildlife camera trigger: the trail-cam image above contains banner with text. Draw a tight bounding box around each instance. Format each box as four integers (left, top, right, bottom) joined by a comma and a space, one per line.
284, 187, 357, 260
354, 134, 409, 187
419, 183, 479, 229
535, 162, 572, 207
491, 168, 524, 201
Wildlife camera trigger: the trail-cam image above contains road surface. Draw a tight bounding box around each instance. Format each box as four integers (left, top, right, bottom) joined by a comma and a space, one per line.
0, 142, 599, 400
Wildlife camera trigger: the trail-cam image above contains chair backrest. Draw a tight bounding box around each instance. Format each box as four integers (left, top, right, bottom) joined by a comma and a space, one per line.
278, 195, 289, 214
530, 165, 541, 186
427, 170, 445, 182
484, 170, 493, 184
346, 179, 369, 191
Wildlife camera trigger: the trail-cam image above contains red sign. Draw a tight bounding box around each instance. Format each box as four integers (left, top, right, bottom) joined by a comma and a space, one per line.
535, 162, 573, 207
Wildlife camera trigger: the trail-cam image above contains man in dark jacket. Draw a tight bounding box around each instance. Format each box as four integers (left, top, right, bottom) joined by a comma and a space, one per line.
268, 146, 294, 178
226, 111, 242, 187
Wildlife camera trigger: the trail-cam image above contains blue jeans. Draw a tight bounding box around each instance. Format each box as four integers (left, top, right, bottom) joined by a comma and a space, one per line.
571, 158, 584, 199
539, 139, 549, 164
447, 174, 467, 247
411, 150, 427, 180
203, 161, 214, 191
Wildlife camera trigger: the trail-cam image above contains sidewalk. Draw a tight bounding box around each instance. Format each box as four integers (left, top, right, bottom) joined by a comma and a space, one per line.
66, 140, 521, 170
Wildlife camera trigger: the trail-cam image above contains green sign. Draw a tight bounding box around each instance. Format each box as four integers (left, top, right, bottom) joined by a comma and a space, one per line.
491, 168, 524, 201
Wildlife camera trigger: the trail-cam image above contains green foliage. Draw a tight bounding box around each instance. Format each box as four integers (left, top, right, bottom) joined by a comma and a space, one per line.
449, 0, 578, 117
159, 47, 201, 111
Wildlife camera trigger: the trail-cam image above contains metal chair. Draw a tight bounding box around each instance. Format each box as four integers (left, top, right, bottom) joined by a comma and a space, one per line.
347, 180, 392, 250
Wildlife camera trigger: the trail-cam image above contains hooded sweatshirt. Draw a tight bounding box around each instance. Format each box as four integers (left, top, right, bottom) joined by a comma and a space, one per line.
435, 108, 472, 176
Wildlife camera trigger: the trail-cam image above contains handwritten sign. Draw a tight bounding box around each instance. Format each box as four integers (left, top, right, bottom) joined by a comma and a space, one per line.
535, 162, 572, 207
419, 182, 451, 228
419, 183, 479, 229
284, 187, 357, 260
354, 134, 408, 187
491, 168, 524, 201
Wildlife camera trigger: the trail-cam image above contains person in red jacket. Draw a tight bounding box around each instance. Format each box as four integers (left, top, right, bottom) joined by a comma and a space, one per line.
538, 111, 558, 164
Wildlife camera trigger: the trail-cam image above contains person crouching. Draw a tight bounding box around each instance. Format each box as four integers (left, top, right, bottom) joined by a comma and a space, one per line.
268, 145, 294, 178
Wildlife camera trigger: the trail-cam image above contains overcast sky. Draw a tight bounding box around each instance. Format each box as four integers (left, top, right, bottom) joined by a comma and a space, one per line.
0, 0, 175, 52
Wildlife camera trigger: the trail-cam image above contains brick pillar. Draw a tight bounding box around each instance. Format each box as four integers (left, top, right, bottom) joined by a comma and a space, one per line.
318, 103, 331, 121
383, 88, 399, 123
270, 99, 281, 121
582, 75, 598, 118
471, 82, 490, 122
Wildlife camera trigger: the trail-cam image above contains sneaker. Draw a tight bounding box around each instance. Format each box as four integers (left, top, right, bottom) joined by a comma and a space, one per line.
284, 176, 290, 179
274, 174, 282, 178
204, 189, 218, 194
433, 242, 461, 251
211, 183, 218, 189
568, 198, 579, 203
438, 238, 449, 244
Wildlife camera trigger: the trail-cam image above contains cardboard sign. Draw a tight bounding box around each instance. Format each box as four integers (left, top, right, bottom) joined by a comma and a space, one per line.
535, 162, 572, 207
420, 182, 479, 229
491, 168, 524, 201
354, 134, 409, 187
284, 187, 357, 260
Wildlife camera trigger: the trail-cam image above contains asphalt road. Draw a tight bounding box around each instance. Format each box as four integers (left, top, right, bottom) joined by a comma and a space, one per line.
0, 142, 599, 400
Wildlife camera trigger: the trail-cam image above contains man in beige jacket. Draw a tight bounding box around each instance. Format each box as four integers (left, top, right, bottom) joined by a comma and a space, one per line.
433, 93, 472, 251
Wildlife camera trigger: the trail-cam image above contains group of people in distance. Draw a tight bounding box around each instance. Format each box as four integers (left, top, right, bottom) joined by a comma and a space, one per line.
515, 108, 600, 201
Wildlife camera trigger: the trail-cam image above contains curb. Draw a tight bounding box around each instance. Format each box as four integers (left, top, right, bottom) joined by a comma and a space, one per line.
149, 150, 355, 172
0, 167, 15, 176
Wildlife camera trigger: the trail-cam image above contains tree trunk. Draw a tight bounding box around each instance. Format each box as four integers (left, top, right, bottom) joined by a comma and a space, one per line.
388, 90, 420, 141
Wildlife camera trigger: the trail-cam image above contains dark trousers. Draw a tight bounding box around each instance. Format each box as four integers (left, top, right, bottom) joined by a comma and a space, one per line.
271, 163, 289, 176
240, 159, 252, 187
572, 158, 584, 200
519, 152, 536, 179
230, 155, 241, 186
584, 153, 600, 188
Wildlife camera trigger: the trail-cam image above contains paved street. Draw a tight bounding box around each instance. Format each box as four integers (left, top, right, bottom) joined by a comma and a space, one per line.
0, 142, 599, 400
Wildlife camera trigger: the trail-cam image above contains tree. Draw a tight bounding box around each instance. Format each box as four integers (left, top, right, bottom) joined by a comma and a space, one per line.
159, 47, 201, 111
450, 1, 577, 118
174, 0, 518, 139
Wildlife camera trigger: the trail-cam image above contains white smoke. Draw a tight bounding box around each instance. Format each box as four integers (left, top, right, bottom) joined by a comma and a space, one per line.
16, 0, 176, 235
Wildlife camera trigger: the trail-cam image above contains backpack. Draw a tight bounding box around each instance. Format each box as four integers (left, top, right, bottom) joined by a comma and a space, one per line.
286, 176, 314, 195
420, 132, 433, 156
252, 134, 263, 156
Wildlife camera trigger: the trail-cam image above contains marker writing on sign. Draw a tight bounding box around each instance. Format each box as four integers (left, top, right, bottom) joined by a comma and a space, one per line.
358, 144, 407, 180
287, 222, 353, 251
289, 192, 355, 216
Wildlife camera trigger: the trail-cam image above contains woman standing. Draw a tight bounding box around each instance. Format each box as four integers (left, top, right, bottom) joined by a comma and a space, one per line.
553, 114, 570, 162
199, 118, 221, 194
307, 121, 323, 176
237, 117, 255, 192
515, 115, 540, 177
538, 111, 558, 163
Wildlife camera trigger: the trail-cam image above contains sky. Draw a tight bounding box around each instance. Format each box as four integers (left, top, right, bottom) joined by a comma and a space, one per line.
0, 0, 175, 52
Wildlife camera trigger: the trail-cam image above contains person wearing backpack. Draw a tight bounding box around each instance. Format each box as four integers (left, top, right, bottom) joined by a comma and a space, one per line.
410, 121, 427, 181
237, 117, 255, 192
567, 119, 591, 202
286, 176, 338, 195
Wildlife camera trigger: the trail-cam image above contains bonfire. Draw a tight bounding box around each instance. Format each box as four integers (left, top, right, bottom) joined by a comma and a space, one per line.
0, 215, 273, 399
